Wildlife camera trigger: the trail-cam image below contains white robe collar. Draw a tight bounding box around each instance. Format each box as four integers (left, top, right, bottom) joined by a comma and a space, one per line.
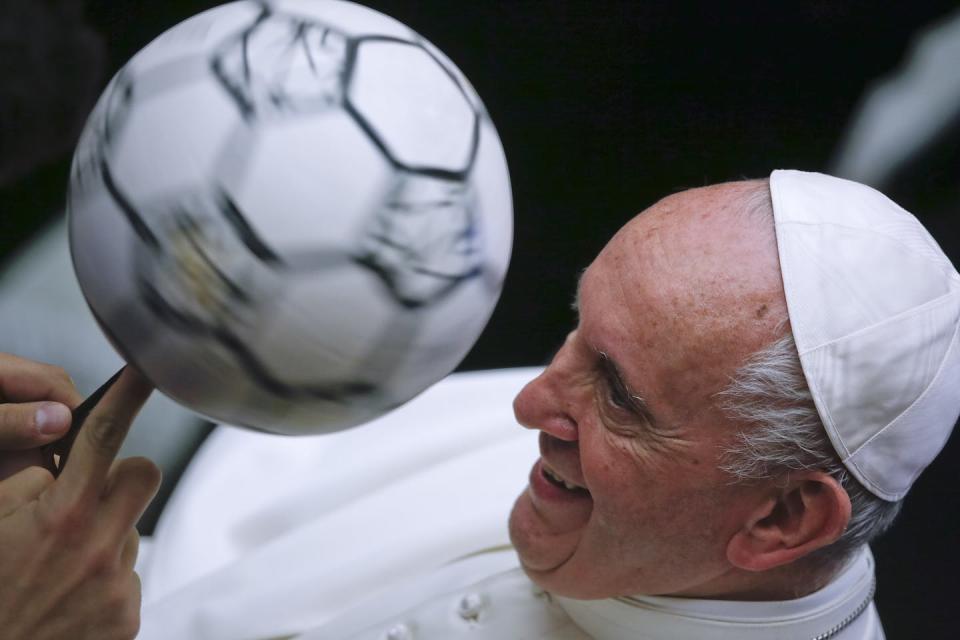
556, 548, 876, 640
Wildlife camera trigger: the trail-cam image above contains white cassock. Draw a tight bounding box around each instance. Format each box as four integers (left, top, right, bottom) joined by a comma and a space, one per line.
137, 369, 885, 640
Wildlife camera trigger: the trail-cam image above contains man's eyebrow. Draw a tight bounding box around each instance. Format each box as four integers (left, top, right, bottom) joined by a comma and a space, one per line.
597, 351, 659, 427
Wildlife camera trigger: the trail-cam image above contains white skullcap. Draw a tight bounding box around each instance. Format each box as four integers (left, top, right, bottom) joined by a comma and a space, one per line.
769, 170, 960, 501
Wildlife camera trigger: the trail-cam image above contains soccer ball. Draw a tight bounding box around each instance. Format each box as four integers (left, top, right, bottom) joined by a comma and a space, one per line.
68, 0, 512, 434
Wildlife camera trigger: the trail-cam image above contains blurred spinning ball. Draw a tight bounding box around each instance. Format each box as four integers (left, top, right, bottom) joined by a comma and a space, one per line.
67, 0, 512, 434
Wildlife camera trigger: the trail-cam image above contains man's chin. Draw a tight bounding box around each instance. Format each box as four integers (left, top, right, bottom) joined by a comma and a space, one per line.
517, 552, 619, 600
508, 489, 581, 574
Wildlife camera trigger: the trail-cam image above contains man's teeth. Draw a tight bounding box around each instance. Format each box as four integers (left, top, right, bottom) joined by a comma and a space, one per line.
543, 465, 583, 491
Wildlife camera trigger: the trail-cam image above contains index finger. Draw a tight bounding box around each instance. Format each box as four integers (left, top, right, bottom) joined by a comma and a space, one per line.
55, 366, 154, 502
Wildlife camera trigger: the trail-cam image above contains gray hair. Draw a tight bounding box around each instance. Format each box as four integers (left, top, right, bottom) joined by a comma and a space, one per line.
717, 333, 903, 565
716, 179, 901, 566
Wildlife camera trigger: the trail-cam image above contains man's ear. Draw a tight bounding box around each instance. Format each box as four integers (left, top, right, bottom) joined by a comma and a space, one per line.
726, 472, 852, 572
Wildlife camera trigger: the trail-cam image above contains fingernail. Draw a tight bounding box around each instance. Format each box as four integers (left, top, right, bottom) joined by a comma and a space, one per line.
36, 403, 71, 435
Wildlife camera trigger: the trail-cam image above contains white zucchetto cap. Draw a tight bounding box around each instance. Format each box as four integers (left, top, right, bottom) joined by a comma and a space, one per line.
769, 170, 960, 501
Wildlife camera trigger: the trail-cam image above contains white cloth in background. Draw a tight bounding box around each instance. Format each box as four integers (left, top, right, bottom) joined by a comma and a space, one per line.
831, 7, 960, 186
138, 368, 542, 639
137, 368, 883, 639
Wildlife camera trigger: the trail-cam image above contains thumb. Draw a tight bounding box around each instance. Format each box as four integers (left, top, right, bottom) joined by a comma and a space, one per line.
0, 401, 72, 449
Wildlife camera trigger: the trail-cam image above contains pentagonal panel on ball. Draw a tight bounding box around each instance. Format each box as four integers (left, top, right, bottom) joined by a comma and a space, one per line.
354, 172, 483, 307
347, 39, 478, 176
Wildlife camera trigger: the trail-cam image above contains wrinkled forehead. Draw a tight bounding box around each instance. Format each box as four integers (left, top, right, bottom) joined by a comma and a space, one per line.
578, 183, 789, 403
610, 183, 783, 308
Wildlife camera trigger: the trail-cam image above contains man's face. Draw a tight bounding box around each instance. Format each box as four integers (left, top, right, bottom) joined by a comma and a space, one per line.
508, 182, 788, 599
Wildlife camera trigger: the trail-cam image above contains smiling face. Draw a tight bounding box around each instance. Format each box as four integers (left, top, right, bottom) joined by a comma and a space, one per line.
508, 181, 789, 599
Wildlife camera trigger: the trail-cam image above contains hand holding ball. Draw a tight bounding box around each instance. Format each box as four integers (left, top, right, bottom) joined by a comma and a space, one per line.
68, 0, 512, 434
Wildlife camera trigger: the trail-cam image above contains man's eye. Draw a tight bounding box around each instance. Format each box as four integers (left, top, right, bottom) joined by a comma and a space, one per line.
594, 352, 641, 418
601, 375, 642, 419
607, 384, 634, 411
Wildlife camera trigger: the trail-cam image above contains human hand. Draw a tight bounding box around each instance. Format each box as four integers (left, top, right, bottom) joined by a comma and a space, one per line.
0, 353, 83, 479
0, 366, 161, 640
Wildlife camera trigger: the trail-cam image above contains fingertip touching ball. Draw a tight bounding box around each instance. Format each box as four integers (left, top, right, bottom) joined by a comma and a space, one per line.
67, 0, 512, 434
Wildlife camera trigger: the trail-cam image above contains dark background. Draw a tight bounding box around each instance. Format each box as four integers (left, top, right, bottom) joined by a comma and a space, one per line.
2, 1, 958, 637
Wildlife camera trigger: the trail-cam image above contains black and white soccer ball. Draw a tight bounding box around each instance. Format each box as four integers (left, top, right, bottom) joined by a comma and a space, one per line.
68, 0, 512, 434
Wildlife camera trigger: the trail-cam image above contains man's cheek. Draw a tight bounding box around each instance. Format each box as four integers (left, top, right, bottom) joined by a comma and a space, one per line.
584, 443, 647, 501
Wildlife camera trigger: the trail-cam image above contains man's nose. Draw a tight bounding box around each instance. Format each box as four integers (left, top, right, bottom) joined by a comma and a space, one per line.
512, 367, 579, 442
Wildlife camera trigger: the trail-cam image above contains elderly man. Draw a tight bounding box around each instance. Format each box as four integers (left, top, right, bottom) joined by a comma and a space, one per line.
2, 170, 957, 638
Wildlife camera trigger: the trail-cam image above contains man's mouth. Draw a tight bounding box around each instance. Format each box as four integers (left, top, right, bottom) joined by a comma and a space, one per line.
540, 460, 589, 494
516, 459, 594, 545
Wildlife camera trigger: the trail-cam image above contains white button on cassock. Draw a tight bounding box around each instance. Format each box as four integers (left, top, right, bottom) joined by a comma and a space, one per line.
383, 622, 414, 640
456, 593, 485, 622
